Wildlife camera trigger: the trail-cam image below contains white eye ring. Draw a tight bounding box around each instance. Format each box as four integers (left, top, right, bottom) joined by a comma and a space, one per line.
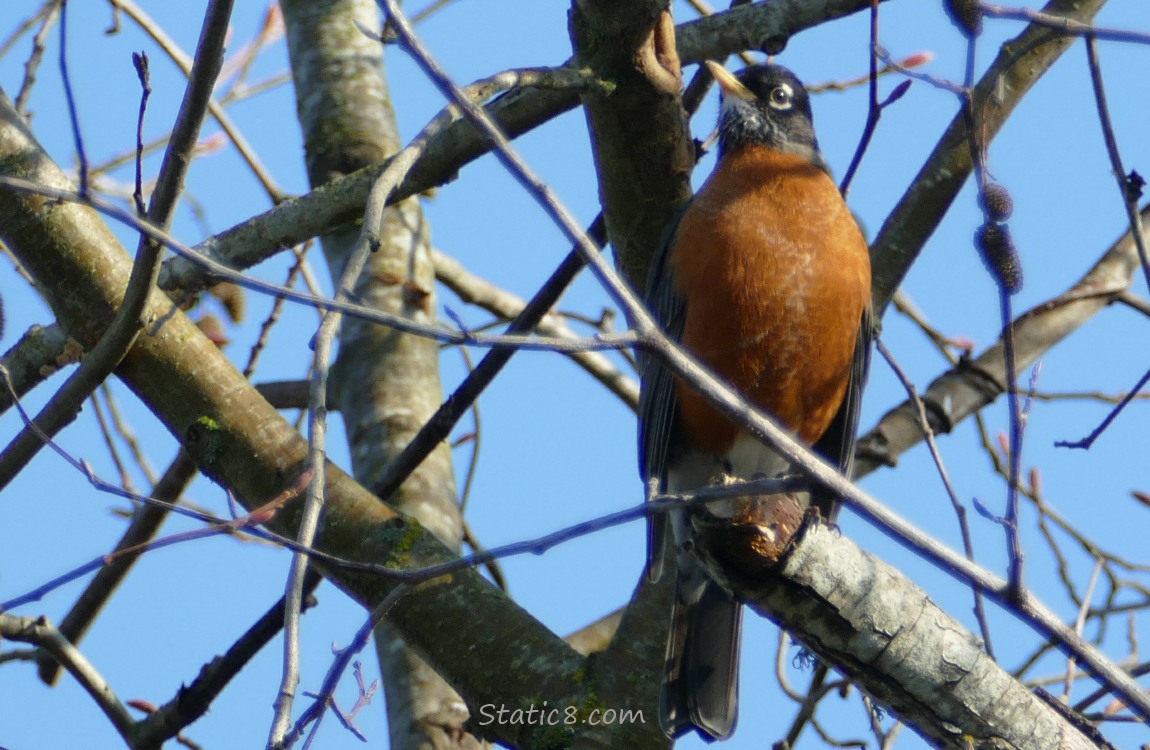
768, 83, 794, 110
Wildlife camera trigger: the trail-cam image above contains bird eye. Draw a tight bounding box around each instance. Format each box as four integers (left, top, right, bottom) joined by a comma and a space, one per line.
768, 84, 793, 109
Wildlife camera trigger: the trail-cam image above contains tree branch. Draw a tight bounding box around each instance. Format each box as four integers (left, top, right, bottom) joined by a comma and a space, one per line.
36, 449, 199, 686
706, 517, 1109, 749
0, 82, 587, 750
279, 0, 474, 745
432, 246, 639, 409
0, 0, 234, 493
0, 323, 74, 416
156, 0, 879, 297
1, 613, 136, 742
870, 0, 1108, 314
857, 203, 1150, 478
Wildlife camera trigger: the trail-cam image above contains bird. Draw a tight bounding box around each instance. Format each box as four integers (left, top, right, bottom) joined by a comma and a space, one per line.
638, 61, 873, 741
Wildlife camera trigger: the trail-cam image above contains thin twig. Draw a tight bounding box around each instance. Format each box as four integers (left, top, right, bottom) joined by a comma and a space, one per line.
109, 0, 286, 202
432, 246, 638, 409
0, 460, 309, 613
0, 173, 638, 356
99, 381, 157, 485
876, 338, 995, 656
243, 242, 312, 379
1113, 288, 1150, 318
1000, 292, 1026, 596
0, 1, 55, 60
279, 586, 410, 750
1050, 36, 1150, 449
13, 0, 60, 114
840, 0, 881, 197
1029, 387, 1150, 404
373, 0, 1150, 720
57, 0, 87, 192
35, 449, 197, 686
215, 2, 283, 99
88, 389, 134, 492
410, 0, 459, 25
807, 50, 932, 94
460, 518, 506, 591
890, 289, 966, 363
132, 569, 323, 749
980, 3, 1150, 45
1063, 559, 1105, 702
0, 0, 235, 494
452, 345, 482, 513
131, 52, 150, 216
1056, 365, 1150, 450
371, 224, 604, 500
1074, 660, 1150, 714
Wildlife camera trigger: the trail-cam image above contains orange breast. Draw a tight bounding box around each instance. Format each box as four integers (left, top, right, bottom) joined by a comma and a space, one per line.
668, 146, 870, 452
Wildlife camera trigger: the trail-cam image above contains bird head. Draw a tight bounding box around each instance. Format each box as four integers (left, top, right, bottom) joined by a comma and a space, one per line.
705, 62, 829, 173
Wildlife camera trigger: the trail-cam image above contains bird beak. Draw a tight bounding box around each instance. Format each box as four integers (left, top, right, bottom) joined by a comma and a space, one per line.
705, 61, 754, 101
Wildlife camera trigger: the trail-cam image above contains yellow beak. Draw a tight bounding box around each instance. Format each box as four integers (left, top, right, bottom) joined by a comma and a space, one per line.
704, 61, 754, 101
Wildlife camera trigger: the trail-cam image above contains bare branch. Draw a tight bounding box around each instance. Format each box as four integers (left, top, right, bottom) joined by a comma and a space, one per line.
870, 0, 1108, 314
0, 64, 593, 750
0, 323, 74, 416
156, 1, 879, 297
1, 613, 136, 742
708, 518, 1121, 748
35, 450, 198, 686
108, 0, 285, 201
0, 0, 235, 493
133, 569, 324, 749
432, 245, 638, 409
857, 204, 1150, 478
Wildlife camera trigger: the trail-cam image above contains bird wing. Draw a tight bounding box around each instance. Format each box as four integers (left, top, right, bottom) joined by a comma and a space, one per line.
638, 203, 691, 576
810, 303, 874, 519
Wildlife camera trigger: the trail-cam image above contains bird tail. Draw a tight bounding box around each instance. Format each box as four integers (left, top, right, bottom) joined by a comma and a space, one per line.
660, 559, 742, 741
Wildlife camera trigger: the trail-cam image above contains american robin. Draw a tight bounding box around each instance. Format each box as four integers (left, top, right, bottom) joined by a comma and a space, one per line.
639, 62, 873, 740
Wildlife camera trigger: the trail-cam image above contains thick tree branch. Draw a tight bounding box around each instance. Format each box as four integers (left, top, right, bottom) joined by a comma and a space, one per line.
280, 0, 471, 746
0, 0, 234, 493
156, 0, 878, 297
0, 87, 589, 750
155, 69, 592, 296
0, 323, 74, 416
674, 0, 891, 86
870, 0, 1108, 314
704, 517, 1108, 749
570, 2, 693, 286
856, 203, 1150, 478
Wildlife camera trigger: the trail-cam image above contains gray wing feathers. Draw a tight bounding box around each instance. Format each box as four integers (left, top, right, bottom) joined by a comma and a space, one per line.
640, 205, 743, 740
810, 305, 874, 520
639, 206, 690, 581
660, 557, 742, 739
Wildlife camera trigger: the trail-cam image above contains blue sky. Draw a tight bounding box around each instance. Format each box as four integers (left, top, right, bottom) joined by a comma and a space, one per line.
1, 1, 1148, 748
